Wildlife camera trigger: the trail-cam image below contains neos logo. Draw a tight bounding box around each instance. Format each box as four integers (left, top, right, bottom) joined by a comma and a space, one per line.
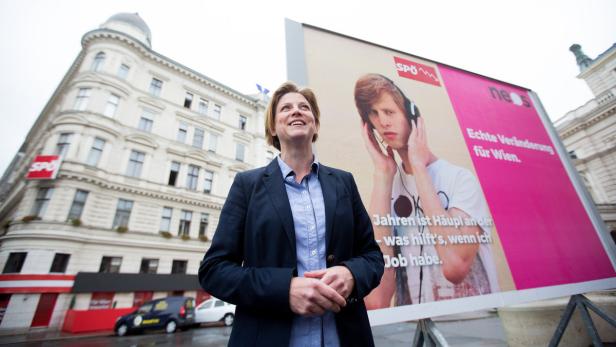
488, 86, 531, 108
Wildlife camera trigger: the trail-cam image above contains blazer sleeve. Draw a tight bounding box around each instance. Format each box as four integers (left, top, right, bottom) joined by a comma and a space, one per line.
340, 172, 385, 300
198, 172, 294, 313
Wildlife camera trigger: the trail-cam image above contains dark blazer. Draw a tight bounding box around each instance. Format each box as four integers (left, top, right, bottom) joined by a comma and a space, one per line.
199, 159, 384, 347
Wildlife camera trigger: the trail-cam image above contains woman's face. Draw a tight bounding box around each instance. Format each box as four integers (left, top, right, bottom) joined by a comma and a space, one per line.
367, 92, 411, 150
272, 92, 318, 149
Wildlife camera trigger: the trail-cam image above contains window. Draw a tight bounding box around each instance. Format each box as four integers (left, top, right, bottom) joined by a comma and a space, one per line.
32, 187, 53, 218
186, 165, 199, 190
171, 260, 187, 274
67, 189, 88, 221
138, 110, 155, 132
90, 52, 105, 72
199, 213, 209, 237
203, 170, 214, 194
235, 143, 245, 162
2, 252, 27, 273
192, 128, 204, 149
103, 94, 120, 117
239, 115, 247, 130
149, 78, 163, 97
126, 150, 145, 177
184, 92, 193, 109
54, 134, 72, 158
73, 88, 91, 111
178, 210, 192, 236
50, 253, 70, 273
177, 122, 188, 143
213, 104, 222, 120
139, 258, 159, 274
99, 256, 122, 273
86, 137, 105, 166
198, 99, 208, 115
55, 133, 72, 157
160, 207, 172, 231
168, 161, 180, 186
112, 199, 133, 229
117, 64, 130, 79
208, 133, 218, 153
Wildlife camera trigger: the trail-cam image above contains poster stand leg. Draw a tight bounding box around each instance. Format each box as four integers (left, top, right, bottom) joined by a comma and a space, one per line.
548, 294, 616, 347
411, 318, 449, 347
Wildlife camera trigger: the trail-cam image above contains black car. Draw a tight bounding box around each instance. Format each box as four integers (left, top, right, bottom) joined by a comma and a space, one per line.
114, 296, 195, 336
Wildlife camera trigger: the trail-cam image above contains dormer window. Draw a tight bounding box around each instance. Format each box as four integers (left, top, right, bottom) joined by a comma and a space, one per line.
91, 52, 106, 72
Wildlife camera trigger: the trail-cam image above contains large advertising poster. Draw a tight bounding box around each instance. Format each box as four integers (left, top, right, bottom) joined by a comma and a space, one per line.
286, 21, 616, 325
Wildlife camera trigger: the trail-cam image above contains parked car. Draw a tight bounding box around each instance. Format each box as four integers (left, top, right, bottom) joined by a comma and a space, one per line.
195, 297, 236, 326
114, 296, 195, 336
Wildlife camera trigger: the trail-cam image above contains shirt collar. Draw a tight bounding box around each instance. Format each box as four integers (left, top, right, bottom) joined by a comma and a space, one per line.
276, 155, 320, 180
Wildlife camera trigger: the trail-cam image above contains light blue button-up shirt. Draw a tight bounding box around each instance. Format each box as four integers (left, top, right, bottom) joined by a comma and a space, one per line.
277, 156, 340, 347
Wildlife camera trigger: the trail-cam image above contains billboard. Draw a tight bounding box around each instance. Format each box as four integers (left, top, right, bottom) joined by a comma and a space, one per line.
285, 20, 616, 325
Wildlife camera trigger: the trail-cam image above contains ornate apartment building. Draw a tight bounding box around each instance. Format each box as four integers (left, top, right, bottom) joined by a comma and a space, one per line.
0, 13, 274, 330
555, 43, 616, 239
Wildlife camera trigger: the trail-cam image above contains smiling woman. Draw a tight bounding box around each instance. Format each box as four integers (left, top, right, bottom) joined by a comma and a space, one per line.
198, 81, 384, 347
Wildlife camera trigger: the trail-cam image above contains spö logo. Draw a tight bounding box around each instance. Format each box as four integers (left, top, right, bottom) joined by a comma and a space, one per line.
394, 56, 441, 87
488, 86, 531, 108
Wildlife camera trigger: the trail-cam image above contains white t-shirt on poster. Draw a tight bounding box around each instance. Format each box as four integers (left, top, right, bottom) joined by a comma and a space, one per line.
390, 159, 499, 305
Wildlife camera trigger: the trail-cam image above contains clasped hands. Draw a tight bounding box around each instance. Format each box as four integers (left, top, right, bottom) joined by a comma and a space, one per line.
289, 266, 355, 316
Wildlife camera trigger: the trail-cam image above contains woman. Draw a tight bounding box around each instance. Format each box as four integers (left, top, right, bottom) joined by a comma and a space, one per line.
354, 74, 499, 308
199, 82, 383, 347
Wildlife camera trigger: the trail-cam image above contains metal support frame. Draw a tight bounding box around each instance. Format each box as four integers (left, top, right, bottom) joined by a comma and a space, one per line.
411, 319, 449, 347
549, 294, 616, 347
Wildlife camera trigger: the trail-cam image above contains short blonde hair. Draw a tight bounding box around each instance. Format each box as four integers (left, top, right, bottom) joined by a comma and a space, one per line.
264, 82, 320, 150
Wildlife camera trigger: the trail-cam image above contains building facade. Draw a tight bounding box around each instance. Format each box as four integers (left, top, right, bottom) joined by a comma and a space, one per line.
555, 43, 616, 240
0, 13, 274, 331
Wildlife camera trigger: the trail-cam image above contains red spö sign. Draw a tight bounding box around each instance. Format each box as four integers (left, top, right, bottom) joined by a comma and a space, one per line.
26, 155, 61, 180
394, 56, 441, 86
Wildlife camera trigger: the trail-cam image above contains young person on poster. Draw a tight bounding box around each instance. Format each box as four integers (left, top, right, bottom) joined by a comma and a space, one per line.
199, 82, 383, 347
354, 74, 499, 308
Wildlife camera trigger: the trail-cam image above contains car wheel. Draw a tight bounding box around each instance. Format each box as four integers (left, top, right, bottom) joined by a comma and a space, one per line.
223, 313, 234, 327
165, 320, 177, 334
116, 323, 128, 337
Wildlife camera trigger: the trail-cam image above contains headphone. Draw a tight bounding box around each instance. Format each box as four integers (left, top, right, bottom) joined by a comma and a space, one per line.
380, 74, 420, 128
365, 75, 421, 147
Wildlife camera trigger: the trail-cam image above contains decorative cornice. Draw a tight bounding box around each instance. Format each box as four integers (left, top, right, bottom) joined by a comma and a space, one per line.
81, 29, 259, 108
175, 111, 226, 133
559, 104, 616, 139
233, 131, 254, 143
71, 73, 131, 97
56, 170, 223, 210
125, 133, 159, 149
2, 225, 207, 253
137, 96, 166, 111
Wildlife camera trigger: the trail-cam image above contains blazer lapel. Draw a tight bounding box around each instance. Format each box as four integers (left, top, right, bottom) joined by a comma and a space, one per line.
263, 160, 296, 255
318, 165, 338, 253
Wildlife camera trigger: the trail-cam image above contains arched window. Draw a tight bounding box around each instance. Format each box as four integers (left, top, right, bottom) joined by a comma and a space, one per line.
91, 52, 106, 72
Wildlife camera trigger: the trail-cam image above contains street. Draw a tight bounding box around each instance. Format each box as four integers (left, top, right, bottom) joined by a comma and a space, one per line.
2, 315, 508, 346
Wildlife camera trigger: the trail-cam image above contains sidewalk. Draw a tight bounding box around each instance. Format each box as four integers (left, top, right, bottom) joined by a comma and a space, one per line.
0, 329, 111, 345
0, 314, 507, 346
372, 313, 508, 347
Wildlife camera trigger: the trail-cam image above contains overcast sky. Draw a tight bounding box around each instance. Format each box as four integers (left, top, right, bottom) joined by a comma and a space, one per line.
1, 0, 615, 174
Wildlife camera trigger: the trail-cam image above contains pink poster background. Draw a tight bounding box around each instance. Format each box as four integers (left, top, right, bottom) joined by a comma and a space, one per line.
438, 65, 615, 289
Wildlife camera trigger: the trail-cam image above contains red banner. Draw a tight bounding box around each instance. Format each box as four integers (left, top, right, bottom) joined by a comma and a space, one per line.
26, 155, 61, 180
394, 56, 441, 86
